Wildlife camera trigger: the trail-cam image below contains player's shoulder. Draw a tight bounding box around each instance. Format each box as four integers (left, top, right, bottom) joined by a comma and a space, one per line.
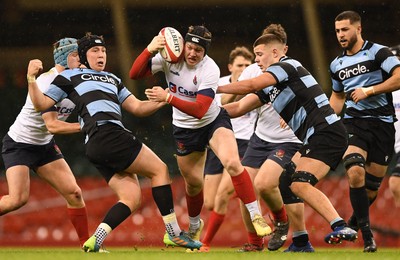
218, 75, 231, 85
239, 63, 262, 80
202, 55, 219, 70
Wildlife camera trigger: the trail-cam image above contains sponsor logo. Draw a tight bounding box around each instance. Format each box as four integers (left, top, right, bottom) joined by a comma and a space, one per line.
169, 82, 177, 93
169, 82, 197, 97
268, 86, 281, 102
168, 29, 181, 52
81, 73, 117, 86
191, 37, 200, 43
338, 64, 369, 80
57, 107, 74, 114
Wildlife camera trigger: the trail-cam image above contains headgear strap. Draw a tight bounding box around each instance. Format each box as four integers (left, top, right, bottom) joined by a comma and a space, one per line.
185, 33, 211, 53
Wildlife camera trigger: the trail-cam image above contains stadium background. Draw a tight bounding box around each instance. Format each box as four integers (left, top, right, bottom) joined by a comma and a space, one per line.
0, 0, 399, 249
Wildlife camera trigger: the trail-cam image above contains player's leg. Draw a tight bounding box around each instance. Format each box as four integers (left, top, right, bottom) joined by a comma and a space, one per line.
237, 166, 264, 252
202, 170, 234, 248
0, 166, 30, 214
176, 151, 206, 241
389, 174, 400, 207
210, 127, 271, 236
37, 159, 88, 246
203, 148, 223, 211
254, 160, 288, 251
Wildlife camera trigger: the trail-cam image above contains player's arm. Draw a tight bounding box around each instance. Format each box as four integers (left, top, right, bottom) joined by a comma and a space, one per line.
220, 94, 246, 105
329, 91, 346, 115
223, 93, 262, 118
42, 110, 81, 135
217, 72, 276, 94
27, 59, 56, 111
351, 66, 400, 102
122, 94, 166, 117
145, 86, 213, 119
129, 35, 166, 80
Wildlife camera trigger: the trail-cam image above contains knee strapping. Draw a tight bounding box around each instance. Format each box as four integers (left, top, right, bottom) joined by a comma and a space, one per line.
292, 171, 319, 186
279, 169, 303, 204
365, 172, 383, 191
343, 153, 366, 170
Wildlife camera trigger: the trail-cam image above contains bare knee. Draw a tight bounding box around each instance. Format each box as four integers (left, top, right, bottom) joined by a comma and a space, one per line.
223, 158, 242, 175
64, 186, 85, 207
2, 193, 29, 214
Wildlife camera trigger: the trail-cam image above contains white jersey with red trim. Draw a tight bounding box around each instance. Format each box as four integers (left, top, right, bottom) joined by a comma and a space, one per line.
393, 89, 400, 153
7, 67, 76, 145
239, 63, 301, 144
151, 53, 221, 129
218, 75, 257, 140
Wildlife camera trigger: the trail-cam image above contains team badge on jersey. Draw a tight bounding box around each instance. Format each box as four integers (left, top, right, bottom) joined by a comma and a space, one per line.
193, 75, 197, 85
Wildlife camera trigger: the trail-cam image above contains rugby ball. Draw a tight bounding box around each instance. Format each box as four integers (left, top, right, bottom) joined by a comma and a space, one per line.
159, 27, 184, 63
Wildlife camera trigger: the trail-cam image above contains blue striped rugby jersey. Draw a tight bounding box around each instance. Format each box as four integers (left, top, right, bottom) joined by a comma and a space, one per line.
330, 40, 400, 123
256, 56, 340, 144
45, 68, 132, 142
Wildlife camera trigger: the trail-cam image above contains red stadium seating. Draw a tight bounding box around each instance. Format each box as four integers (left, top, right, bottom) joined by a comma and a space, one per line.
0, 176, 398, 248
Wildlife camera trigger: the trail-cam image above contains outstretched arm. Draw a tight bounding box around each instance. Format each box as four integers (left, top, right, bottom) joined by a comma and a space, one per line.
42, 111, 81, 134
122, 94, 166, 117
27, 59, 56, 111
223, 93, 262, 118
217, 72, 276, 95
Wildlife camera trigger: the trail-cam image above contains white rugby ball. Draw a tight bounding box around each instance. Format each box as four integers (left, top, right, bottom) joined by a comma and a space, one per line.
159, 27, 184, 63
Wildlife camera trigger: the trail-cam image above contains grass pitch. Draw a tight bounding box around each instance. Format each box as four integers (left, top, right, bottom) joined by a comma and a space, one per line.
0, 247, 398, 260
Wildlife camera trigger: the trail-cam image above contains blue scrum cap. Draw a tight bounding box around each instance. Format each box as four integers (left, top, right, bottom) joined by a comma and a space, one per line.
53, 38, 78, 68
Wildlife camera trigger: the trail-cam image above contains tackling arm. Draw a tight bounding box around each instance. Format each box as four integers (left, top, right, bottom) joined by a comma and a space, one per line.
217, 72, 276, 95
42, 111, 81, 135
122, 94, 166, 117
223, 93, 262, 118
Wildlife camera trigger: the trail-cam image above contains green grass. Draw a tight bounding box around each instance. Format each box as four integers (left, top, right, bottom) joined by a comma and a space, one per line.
0, 247, 398, 260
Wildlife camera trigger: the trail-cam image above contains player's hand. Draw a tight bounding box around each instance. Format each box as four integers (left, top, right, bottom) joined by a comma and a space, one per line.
145, 86, 168, 102
27, 59, 43, 78
147, 35, 166, 54
350, 87, 374, 103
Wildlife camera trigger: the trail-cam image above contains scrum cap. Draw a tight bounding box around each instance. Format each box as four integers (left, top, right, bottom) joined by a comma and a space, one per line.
53, 38, 78, 68
184, 25, 211, 53
78, 33, 106, 69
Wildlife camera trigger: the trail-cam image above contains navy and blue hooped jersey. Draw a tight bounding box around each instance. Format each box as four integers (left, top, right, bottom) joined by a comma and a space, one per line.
256, 56, 340, 144
330, 40, 400, 123
45, 68, 132, 141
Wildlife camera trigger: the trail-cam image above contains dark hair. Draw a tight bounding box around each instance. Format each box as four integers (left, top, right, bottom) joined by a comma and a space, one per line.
262, 24, 287, 44
228, 46, 254, 64
78, 32, 106, 69
335, 10, 361, 24
184, 25, 212, 53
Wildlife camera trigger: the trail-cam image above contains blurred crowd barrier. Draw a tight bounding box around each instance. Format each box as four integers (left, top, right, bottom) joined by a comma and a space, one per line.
0, 176, 398, 249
